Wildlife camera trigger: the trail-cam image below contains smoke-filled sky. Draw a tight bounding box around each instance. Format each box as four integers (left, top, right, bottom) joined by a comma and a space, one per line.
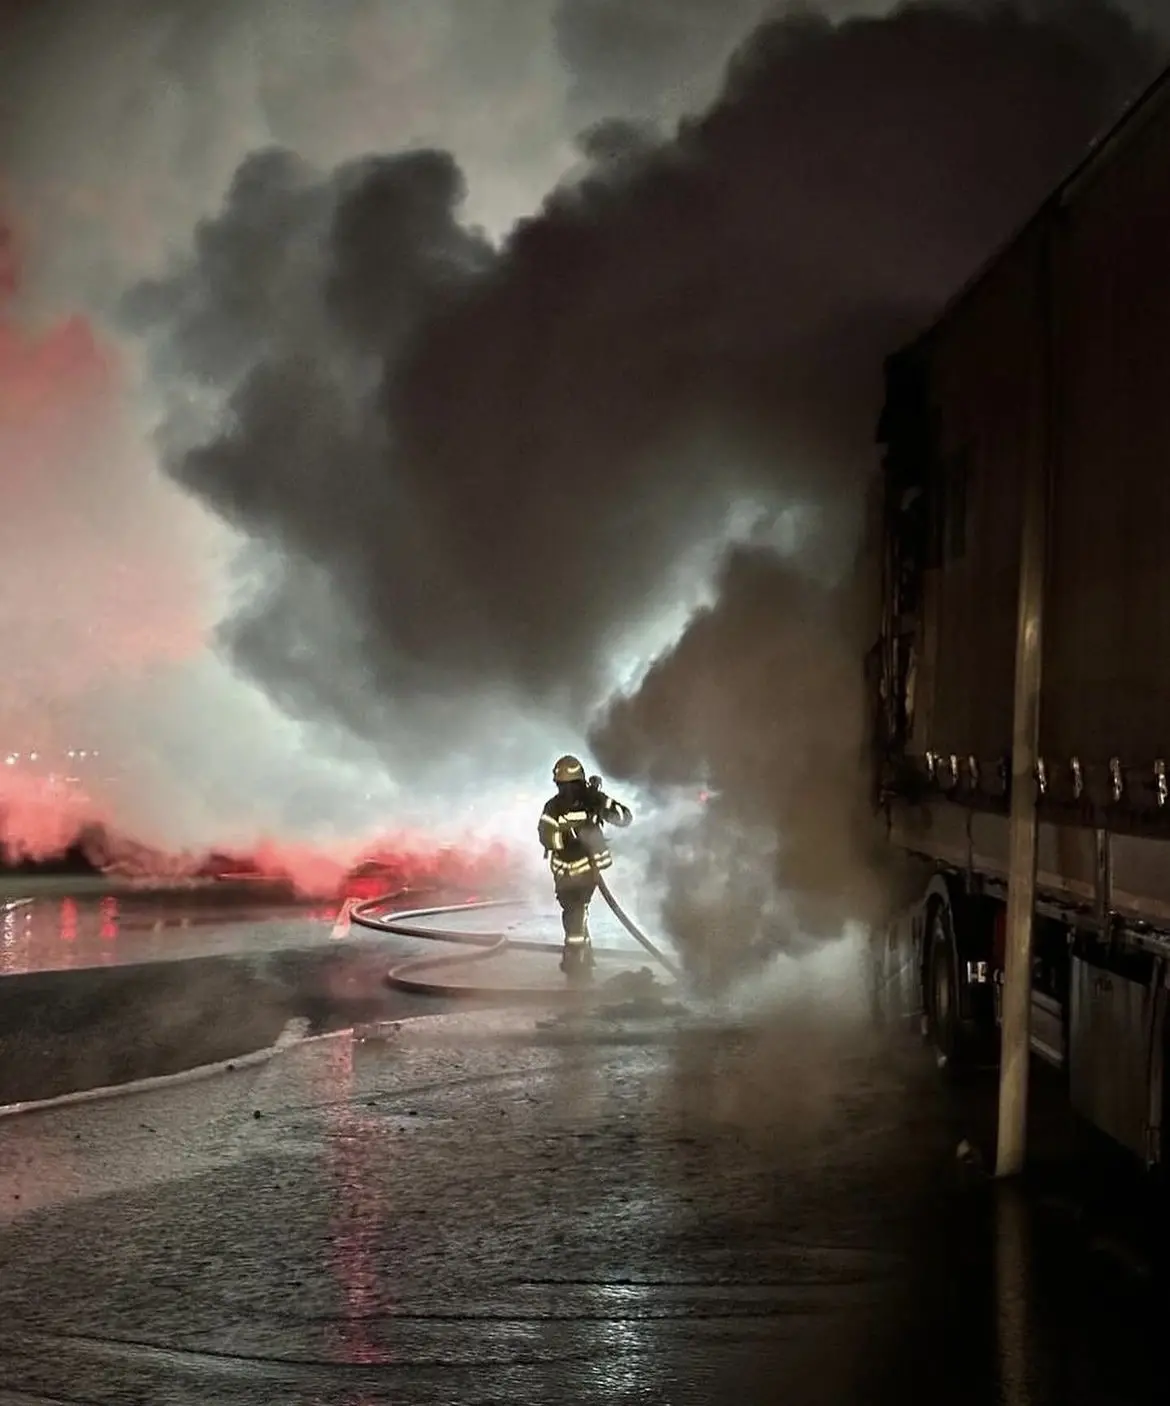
1, 0, 797, 850
0, 2, 1165, 932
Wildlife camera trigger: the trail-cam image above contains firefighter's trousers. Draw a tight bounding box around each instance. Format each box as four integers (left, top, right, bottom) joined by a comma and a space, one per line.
554, 871, 596, 943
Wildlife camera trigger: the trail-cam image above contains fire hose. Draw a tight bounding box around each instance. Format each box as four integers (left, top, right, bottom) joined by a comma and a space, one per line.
352, 866, 681, 996
590, 864, 682, 981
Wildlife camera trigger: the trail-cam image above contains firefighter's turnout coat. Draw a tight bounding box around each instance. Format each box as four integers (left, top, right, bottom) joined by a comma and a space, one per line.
538, 784, 633, 883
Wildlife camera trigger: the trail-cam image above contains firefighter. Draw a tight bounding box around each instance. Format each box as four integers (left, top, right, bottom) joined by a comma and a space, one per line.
538, 754, 633, 970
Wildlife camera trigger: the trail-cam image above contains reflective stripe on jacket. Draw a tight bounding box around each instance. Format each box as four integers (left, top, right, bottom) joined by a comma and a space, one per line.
537, 787, 632, 878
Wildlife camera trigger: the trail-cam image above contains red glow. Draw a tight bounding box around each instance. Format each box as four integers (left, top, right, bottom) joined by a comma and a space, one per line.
316, 1037, 395, 1370
341, 874, 392, 903
0, 217, 112, 444
0, 208, 204, 749
0, 310, 109, 422
0, 773, 522, 905
196, 834, 521, 901
0, 770, 108, 864
58, 897, 77, 943
0, 214, 525, 899
99, 895, 118, 941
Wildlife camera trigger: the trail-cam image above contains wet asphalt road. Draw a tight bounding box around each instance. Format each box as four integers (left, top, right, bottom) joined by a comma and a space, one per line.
0, 892, 645, 1107
0, 891, 536, 1110
0, 994, 1164, 1405
0, 893, 345, 976
0, 886, 642, 976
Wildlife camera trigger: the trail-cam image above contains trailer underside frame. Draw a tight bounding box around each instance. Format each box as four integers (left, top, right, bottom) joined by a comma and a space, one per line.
886, 798, 1170, 1169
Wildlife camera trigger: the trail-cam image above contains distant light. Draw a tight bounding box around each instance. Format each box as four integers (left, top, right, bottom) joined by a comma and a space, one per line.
3, 756, 13, 766
29, 752, 38, 762
79, 750, 88, 759
67, 750, 75, 758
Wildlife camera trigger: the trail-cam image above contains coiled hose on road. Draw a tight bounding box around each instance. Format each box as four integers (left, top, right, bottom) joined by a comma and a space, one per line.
352, 867, 682, 999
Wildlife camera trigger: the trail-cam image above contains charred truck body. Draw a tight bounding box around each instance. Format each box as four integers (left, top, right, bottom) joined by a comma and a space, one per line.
874, 64, 1170, 1169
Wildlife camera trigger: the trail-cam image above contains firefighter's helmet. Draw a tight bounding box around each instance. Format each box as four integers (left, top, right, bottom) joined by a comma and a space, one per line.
553, 754, 586, 785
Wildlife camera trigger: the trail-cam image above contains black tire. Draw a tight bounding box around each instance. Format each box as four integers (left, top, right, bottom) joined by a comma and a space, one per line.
926, 900, 963, 1069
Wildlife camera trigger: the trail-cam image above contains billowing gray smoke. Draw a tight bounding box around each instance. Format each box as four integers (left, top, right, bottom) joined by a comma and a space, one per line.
592, 544, 883, 976
129, 1, 1161, 973
555, 0, 779, 127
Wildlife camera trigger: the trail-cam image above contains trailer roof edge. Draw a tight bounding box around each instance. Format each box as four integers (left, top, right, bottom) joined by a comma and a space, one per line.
893, 57, 1170, 361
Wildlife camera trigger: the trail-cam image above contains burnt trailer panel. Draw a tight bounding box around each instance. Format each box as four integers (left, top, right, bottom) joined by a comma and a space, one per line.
1045, 95, 1170, 773
871, 68, 1170, 1155
905, 224, 1044, 770
878, 67, 1170, 834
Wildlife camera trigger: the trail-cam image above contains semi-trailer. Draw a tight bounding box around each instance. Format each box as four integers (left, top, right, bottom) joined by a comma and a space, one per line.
872, 62, 1170, 1170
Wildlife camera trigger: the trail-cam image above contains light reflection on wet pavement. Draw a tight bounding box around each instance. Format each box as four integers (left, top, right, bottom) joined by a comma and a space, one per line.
0, 890, 637, 975
0, 1006, 1161, 1404
0, 894, 342, 974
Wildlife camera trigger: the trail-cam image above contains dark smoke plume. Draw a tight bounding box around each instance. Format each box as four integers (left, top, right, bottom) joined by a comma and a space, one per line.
129, 1, 1161, 972
592, 544, 884, 975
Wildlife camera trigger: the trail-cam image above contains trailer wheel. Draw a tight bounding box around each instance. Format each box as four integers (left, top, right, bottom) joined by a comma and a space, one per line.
926, 899, 964, 1071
